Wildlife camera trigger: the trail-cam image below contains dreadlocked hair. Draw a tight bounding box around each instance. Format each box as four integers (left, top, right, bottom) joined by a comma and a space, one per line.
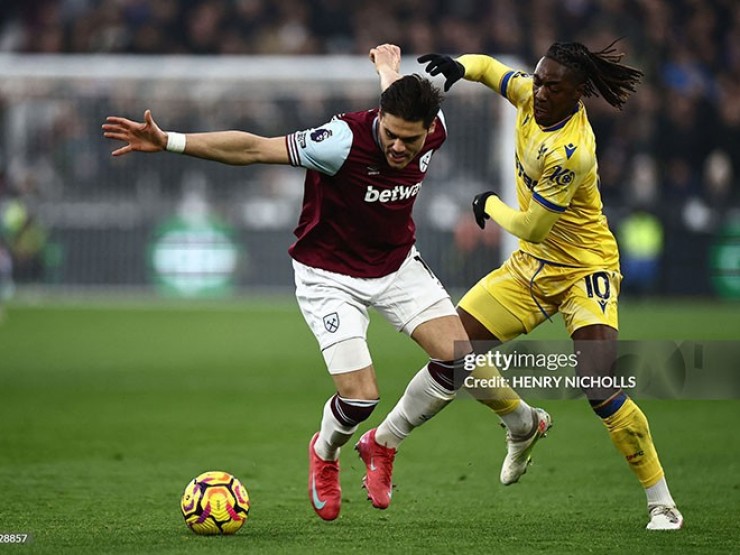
545, 39, 643, 110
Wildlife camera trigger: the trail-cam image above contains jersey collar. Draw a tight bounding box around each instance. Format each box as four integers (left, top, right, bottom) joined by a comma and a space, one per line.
540, 103, 581, 133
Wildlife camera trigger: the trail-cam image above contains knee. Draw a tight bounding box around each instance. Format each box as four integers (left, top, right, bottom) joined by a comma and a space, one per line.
338, 381, 380, 401
324, 338, 378, 399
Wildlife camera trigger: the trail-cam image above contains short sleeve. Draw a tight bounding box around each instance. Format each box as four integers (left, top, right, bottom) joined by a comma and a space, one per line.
500, 71, 531, 108
285, 118, 353, 176
457, 54, 531, 108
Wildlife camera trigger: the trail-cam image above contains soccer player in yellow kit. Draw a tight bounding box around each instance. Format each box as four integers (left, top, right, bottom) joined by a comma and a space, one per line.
419, 41, 683, 530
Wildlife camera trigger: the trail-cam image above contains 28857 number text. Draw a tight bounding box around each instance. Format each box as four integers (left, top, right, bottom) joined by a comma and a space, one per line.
0, 534, 30, 544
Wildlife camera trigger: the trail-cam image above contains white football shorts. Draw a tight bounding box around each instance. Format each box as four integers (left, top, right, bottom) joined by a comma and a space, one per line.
293, 246, 456, 361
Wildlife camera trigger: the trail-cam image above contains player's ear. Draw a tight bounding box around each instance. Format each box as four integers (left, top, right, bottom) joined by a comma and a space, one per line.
427, 120, 436, 134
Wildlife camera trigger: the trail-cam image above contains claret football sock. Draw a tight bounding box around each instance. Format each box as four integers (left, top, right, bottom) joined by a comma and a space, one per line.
316, 395, 378, 461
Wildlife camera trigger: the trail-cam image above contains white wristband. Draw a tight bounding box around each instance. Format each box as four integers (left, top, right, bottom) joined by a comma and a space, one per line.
166, 131, 186, 153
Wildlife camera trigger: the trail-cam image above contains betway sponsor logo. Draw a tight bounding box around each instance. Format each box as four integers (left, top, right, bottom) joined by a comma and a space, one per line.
364, 183, 421, 203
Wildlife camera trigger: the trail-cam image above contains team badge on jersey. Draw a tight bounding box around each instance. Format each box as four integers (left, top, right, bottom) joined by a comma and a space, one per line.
419, 150, 433, 172
323, 312, 340, 333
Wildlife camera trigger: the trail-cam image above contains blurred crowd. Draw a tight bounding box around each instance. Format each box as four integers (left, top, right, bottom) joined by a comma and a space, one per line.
2, 0, 738, 209
0, 0, 738, 294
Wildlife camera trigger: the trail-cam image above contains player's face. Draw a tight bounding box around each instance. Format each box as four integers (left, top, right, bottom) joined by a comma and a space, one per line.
532, 57, 583, 127
377, 112, 434, 169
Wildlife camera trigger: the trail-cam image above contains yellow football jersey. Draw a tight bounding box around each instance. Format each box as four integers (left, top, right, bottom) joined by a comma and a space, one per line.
458, 55, 619, 269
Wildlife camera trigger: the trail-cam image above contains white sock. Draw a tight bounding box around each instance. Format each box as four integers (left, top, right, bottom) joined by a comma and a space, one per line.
499, 401, 535, 436
315, 397, 357, 461
375, 365, 455, 449
645, 477, 676, 509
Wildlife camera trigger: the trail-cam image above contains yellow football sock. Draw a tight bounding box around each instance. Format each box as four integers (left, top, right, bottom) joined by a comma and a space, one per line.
481, 396, 521, 415
601, 397, 664, 488
467, 360, 521, 415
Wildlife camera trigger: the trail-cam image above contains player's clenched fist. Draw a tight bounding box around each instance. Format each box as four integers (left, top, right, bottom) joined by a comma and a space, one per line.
370, 43, 401, 74
472, 191, 498, 230
102, 109, 167, 157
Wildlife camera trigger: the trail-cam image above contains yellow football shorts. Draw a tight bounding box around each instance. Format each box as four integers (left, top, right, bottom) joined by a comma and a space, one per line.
458, 250, 622, 341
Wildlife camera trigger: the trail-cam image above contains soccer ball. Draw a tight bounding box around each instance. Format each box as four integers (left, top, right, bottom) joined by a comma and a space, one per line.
180, 471, 250, 535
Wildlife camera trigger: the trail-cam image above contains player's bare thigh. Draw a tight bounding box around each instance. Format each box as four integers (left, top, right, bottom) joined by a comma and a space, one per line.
410, 314, 470, 361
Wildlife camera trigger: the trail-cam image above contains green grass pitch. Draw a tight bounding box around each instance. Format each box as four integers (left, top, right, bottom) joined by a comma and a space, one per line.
0, 298, 738, 554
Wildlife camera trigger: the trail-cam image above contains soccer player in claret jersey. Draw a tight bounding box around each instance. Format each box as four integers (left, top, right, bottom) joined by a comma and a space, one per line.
419, 41, 683, 531
103, 44, 519, 521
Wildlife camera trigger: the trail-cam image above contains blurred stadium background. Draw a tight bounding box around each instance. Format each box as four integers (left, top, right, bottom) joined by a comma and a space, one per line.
1, 3, 739, 553
0, 0, 738, 300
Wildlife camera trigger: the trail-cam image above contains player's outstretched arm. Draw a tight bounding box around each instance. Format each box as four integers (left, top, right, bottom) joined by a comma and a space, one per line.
370, 43, 402, 92
472, 192, 560, 243
419, 53, 519, 99
102, 109, 290, 166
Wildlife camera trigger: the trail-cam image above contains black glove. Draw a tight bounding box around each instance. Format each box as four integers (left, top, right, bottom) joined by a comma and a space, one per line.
417, 53, 465, 92
472, 192, 497, 229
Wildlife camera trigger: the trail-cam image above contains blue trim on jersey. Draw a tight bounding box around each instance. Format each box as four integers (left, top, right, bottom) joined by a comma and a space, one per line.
529, 258, 553, 323
500, 71, 514, 99
532, 192, 566, 213
592, 391, 628, 418
541, 104, 581, 132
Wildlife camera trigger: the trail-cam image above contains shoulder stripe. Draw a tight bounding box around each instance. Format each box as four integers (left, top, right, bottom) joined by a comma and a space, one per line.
532, 192, 566, 213
500, 71, 515, 100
